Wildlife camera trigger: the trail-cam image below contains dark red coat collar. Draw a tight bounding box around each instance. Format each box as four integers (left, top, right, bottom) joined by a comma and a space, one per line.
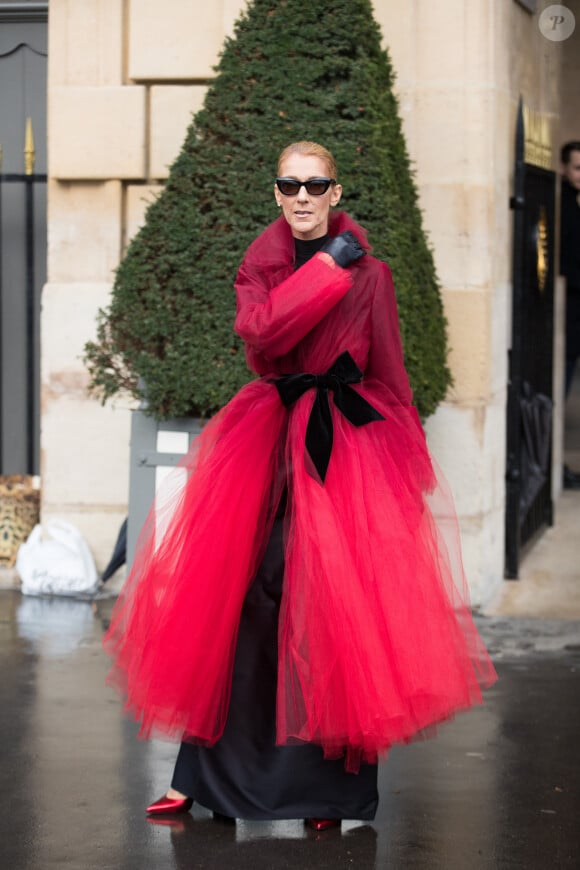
242, 210, 372, 273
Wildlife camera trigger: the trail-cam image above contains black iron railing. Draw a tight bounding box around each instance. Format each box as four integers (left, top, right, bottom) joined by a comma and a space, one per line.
0, 121, 47, 473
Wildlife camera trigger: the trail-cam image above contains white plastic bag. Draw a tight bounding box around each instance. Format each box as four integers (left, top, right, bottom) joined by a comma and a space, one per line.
16, 519, 100, 596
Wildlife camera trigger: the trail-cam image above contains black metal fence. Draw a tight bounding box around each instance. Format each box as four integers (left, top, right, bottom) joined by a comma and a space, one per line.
0, 158, 46, 474
0, 18, 48, 474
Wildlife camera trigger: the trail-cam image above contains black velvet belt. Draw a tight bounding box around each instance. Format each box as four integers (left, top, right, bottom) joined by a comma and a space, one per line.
273, 351, 385, 483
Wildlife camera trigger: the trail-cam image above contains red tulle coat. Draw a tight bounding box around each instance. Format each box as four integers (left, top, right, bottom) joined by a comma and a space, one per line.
104, 210, 497, 772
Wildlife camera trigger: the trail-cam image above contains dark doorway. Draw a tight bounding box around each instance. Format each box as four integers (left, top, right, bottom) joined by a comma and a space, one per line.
505, 101, 556, 578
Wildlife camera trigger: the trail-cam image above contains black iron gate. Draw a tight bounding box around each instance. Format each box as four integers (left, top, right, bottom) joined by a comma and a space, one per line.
505, 101, 556, 578
0, 140, 47, 474
0, 11, 47, 475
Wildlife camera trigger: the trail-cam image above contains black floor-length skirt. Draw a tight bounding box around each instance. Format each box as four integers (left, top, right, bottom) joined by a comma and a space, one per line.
171, 508, 379, 821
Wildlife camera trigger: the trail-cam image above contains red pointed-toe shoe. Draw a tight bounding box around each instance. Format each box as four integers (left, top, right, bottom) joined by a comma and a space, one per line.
305, 818, 341, 831
146, 794, 194, 816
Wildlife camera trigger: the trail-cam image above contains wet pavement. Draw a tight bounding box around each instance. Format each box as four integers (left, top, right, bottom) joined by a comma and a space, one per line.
1, 590, 579, 869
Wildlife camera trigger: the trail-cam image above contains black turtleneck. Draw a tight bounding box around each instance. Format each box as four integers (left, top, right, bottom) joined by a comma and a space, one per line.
294, 234, 329, 270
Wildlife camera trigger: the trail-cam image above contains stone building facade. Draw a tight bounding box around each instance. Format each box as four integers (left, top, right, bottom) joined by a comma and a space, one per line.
42, 0, 580, 603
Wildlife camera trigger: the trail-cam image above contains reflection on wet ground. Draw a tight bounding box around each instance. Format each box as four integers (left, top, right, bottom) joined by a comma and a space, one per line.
1, 590, 579, 869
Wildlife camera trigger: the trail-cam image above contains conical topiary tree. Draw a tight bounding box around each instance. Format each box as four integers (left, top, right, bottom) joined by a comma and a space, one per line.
84, 0, 450, 420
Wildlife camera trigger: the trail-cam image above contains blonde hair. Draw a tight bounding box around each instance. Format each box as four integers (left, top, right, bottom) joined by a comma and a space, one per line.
277, 141, 337, 179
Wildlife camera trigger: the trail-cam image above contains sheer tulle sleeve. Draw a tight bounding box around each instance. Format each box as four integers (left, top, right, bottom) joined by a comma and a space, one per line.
234, 253, 352, 358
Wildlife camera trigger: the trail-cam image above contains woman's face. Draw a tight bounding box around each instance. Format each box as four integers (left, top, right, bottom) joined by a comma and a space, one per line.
274, 153, 342, 240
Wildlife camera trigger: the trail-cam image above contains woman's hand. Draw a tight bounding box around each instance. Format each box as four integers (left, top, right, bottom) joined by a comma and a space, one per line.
319, 230, 366, 268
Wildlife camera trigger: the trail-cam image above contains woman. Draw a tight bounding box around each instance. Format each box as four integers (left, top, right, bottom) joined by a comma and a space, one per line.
105, 141, 496, 830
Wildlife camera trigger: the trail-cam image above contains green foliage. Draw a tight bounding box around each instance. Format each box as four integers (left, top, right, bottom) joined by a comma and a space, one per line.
84, 0, 451, 419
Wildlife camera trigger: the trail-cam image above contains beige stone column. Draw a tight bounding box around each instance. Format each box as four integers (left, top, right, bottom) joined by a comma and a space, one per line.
43, 0, 245, 570
559, 0, 580, 144
374, 0, 566, 603
372, 1, 505, 603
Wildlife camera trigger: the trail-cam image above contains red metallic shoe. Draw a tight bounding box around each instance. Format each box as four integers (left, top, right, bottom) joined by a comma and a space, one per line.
305, 818, 341, 831
146, 794, 193, 816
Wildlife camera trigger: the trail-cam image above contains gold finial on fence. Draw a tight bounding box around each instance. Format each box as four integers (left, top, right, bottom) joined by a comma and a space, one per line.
24, 117, 35, 175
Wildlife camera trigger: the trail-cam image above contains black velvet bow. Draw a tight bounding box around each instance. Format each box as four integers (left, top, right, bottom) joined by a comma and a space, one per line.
274, 351, 385, 483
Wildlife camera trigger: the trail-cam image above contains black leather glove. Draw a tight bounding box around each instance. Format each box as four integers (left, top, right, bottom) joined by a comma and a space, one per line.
320, 230, 366, 268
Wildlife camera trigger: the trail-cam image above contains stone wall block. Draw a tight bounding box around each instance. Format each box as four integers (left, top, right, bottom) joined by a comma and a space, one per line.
129, 0, 224, 80
458, 507, 505, 606
419, 183, 493, 289
413, 88, 492, 186
50, 87, 146, 179
371, 2, 415, 90
41, 282, 113, 383
509, 4, 548, 108
493, 0, 513, 94
425, 395, 506, 520
49, 0, 124, 87
413, 184, 465, 286
415, 5, 463, 83
413, 0, 491, 85
464, 0, 492, 82
47, 181, 122, 282
489, 281, 510, 396
149, 86, 207, 179
483, 392, 508, 514
41, 395, 130, 509
390, 87, 416, 158
441, 287, 490, 401
125, 184, 164, 246
492, 91, 514, 288
223, 0, 248, 36
41, 279, 132, 564
426, 399, 506, 606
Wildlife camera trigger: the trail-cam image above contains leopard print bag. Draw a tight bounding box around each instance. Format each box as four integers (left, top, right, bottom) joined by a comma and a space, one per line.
0, 475, 41, 568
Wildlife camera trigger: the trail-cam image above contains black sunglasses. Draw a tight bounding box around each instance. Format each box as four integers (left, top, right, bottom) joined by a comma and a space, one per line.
275, 177, 336, 196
